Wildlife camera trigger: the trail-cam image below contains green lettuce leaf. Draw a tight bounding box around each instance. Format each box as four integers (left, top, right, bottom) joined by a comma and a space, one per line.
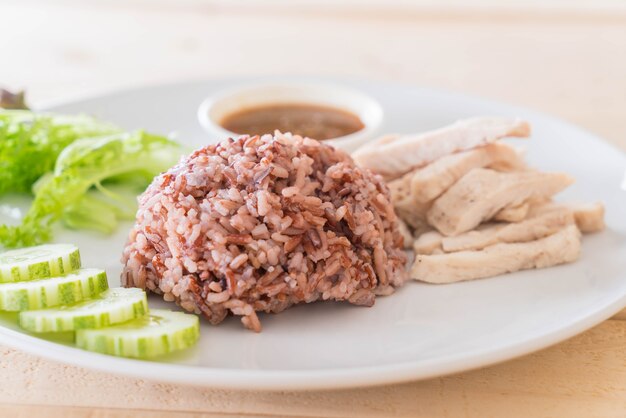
0, 110, 118, 196
0, 130, 182, 247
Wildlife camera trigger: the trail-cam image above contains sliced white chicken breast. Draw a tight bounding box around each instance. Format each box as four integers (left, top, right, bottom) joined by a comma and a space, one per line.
493, 201, 530, 223
352, 117, 530, 179
569, 202, 605, 233
495, 196, 551, 223
387, 170, 412, 204
397, 209, 431, 236
405, 142, 525, 204
397, 218, 415, 249
411, 224, 581, 284
442, 205, 575, 252
388, 172, 432, 231
528, 201, 605, 234
427, 168, 574, 236
389, 143, 525, 229
413, 230, 444, 254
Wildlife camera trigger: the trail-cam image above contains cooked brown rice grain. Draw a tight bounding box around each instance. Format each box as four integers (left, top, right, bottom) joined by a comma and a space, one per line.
121, 132, 407, 331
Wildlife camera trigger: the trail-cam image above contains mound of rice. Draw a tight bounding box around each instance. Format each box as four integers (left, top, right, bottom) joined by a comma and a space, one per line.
121, 132, 407, 331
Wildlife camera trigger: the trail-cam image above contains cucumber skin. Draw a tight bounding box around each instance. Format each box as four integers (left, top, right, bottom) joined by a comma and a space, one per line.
18, 292, 149, 333
0, 270, 108, 312
76, 311, 200, 358
78, 325, 199, 358
0, 247, 81, 283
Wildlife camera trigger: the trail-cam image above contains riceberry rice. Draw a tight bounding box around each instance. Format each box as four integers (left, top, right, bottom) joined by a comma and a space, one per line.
121, 132, 407, 331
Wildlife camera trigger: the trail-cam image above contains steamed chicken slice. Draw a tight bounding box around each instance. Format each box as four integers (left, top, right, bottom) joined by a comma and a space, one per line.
388, 142, 524, 230
493, 201, 530, 223
527, 201, 605, 233
395, 205, 431, 236
387, 168, 414, 205
415, 203, 604, 255
352, 117, 530, 179
411, 225, 581, 284
494, 196, 551, 223
441, 205, 575, 252
413, 205, 574, 255
401, 142, 525, 204
413, 231, 444, 255
388, 170, 432, 232
569, 202, 605, 233
397, 218, 415, 249
427, 168, 574, 236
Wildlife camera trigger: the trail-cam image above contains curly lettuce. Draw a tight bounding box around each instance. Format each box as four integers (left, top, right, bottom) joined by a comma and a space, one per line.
0, 130, 183, 248
0, 110, 118, 195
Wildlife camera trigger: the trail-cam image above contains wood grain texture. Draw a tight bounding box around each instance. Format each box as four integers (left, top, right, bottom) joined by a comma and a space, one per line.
1, 1, 625, 416
612, 310, 626, 320
0, 405, 272, 418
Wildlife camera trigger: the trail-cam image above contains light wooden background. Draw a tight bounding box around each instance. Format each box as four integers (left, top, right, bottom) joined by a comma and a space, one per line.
1, 1, 626, 417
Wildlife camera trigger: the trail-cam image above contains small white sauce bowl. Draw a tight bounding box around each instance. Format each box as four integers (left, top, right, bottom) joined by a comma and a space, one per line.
197, 82, 384, 152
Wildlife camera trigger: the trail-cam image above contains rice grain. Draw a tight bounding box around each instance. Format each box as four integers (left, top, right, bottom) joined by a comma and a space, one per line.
121, 132, 407, 331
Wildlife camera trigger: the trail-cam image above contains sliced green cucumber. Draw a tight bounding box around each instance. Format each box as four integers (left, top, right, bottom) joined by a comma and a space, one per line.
0, 244, 81, 283
0, 268, 108, 311
19, 287, 148, 333
76, 309, 200, 358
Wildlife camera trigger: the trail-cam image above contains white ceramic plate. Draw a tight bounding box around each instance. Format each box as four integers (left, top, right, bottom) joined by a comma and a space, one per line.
1, 77, 625, 390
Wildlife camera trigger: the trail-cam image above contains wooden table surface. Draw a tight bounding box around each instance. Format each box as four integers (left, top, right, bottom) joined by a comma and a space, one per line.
2, 1, 626, 417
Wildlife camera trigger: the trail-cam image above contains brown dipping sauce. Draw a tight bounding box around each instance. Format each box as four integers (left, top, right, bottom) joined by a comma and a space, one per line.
220, 104, 365, 141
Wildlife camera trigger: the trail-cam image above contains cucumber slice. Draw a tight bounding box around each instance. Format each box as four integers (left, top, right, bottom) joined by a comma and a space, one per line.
19, 287, 148, 333
0, 268, 108, 311
76, 309, 200, 358
0, 244, 81, 283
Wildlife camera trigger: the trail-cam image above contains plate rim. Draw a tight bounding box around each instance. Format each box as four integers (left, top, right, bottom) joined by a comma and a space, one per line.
1, 76, 625, 390
1, 292, 625, 390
